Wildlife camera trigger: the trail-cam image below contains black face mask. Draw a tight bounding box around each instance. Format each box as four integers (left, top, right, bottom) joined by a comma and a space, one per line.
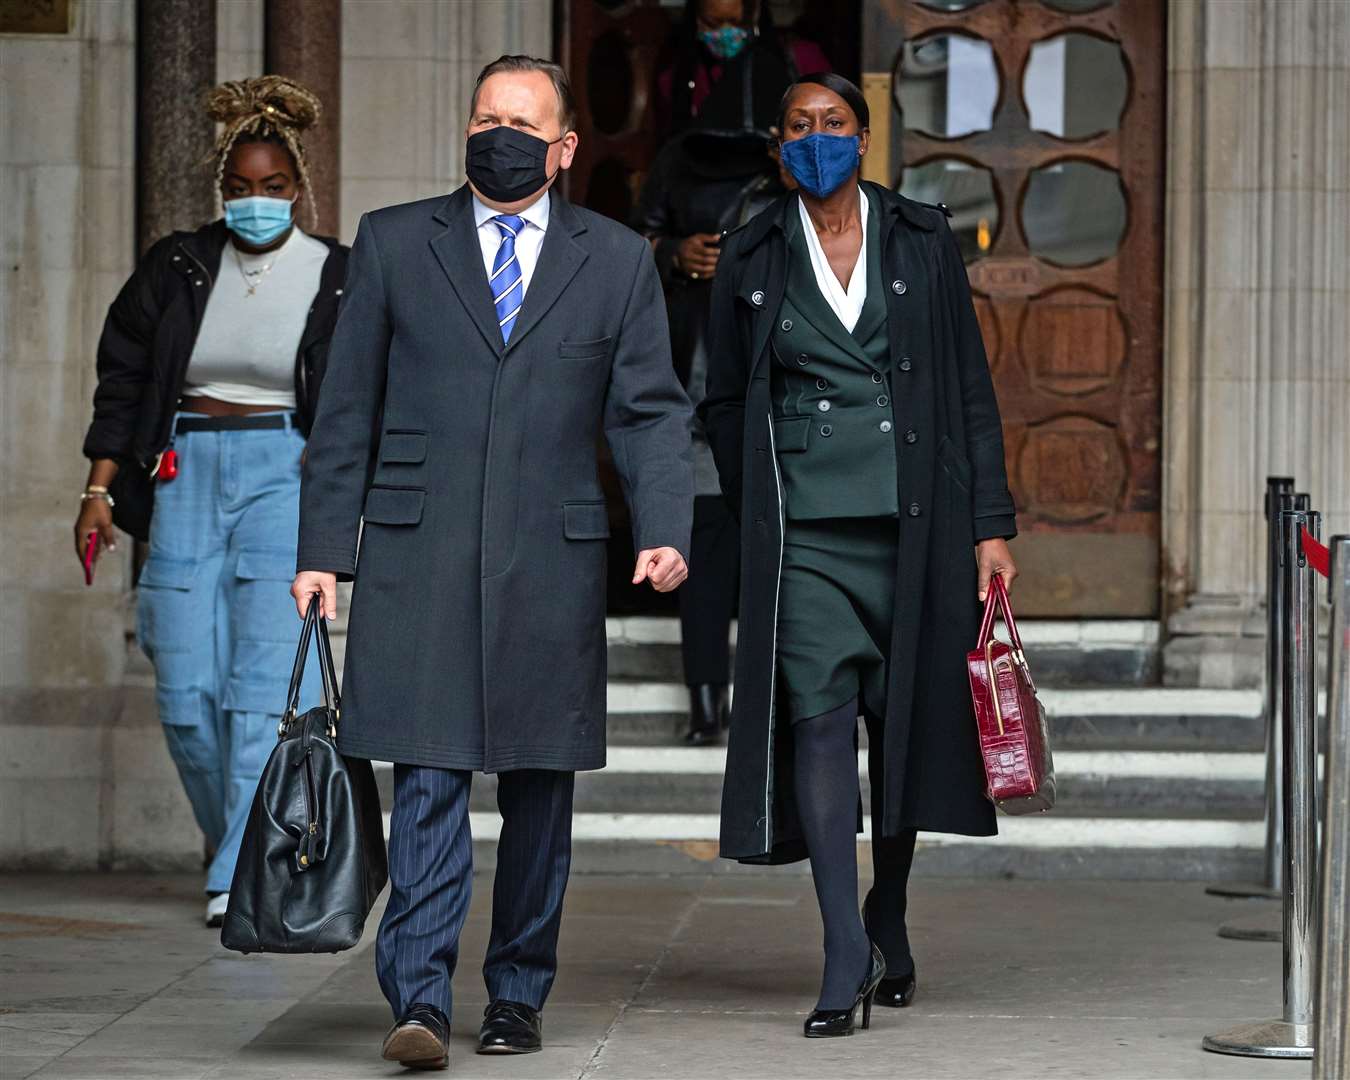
465, 125, 562, 203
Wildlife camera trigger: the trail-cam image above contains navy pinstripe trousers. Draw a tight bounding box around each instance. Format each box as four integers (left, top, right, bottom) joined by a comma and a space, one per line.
375, 765, 575, 1019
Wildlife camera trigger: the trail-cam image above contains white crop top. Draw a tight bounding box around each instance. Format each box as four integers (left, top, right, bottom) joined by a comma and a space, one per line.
184, 229, 328, 407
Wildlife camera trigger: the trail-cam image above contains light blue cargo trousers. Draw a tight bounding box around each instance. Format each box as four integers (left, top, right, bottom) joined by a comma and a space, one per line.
136, 413, 319, 894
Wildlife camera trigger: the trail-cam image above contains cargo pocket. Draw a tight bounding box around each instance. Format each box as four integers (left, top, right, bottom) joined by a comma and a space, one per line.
563, 500, 610, 540
234, 549, 300, 645
157, 687, 217, 773
221, 683, 280, 777
137, 555, 200, 655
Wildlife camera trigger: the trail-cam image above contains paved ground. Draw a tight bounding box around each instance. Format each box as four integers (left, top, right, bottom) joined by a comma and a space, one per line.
0, 872, 1305, 1079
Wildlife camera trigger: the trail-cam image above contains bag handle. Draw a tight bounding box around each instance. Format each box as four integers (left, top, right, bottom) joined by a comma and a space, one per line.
280, 594, 342, 735
975, 572, 1025, 656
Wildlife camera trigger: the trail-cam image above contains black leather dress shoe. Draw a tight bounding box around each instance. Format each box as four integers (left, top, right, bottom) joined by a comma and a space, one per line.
683, 684, 729, 745
874, 970, 917, 1008
478, 1000, 542, 1054
381, 1003, 449, 1070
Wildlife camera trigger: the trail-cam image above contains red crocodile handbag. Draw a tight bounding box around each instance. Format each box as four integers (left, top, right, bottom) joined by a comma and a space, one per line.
966, 573, 1056, 814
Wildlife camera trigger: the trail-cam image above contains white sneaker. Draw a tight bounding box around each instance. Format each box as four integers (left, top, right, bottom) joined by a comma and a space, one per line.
205, 892, 229, 928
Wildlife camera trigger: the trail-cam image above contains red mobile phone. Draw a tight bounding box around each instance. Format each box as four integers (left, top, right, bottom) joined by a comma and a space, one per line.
82, 531, 98, 586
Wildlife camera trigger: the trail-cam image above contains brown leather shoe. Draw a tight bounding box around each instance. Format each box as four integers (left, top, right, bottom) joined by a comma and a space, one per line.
381, 1003, 449, 1070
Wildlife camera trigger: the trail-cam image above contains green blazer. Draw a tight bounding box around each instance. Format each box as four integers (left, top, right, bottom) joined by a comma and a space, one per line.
770, 189, 899, 520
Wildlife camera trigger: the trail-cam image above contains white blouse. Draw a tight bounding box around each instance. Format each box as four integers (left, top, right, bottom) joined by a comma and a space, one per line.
795, 186, 869, 333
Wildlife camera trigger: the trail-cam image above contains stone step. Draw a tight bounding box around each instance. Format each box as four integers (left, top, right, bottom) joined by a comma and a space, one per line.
603, 683, 1267, 751
385, 812, 1265, 881
373, 749, 1266, 818
605, 616, 1162, 686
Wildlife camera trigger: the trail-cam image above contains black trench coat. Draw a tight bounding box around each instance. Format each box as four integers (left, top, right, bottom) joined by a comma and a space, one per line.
298, 186, 693, 773
699, 183, 1017, 863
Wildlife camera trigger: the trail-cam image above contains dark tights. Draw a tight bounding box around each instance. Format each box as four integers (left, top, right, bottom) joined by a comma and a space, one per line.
865, 710, 918, 978
794, 699, 919, 1010
793, 698, 871, 1010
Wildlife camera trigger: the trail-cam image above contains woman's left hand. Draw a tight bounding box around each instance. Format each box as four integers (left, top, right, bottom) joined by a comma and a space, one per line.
976, 539, 1017, 602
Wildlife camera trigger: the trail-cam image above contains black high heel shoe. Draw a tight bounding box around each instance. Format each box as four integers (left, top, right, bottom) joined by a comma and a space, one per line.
874, 970, 917, 1008
861, 889, 918, 1008
802, 941, 886, 1038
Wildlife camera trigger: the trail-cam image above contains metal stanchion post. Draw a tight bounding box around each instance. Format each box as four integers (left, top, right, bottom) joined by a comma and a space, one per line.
1211, 476, 1295, 902
1313, 535, 1349, 1080
1204, 508, 1321, 1059
1219, 490, 1310, 943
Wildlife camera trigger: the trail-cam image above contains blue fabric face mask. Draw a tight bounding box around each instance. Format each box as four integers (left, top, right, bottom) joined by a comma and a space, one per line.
224, 195, 295, 246
699, 25, 750, 61
779, 133, 861, 199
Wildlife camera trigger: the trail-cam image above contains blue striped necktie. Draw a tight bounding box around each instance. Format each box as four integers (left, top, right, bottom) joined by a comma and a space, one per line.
490, 214, 526, 343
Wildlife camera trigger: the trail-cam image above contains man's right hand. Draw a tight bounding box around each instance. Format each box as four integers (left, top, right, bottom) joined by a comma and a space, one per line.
291, 571, 338, 621
674, 232, 721, 279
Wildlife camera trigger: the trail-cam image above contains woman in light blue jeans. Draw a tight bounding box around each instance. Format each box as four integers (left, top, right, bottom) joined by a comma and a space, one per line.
75, 77, 349, 926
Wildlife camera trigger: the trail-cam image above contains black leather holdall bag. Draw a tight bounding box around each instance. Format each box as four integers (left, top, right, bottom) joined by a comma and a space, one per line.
221, 596, 388, 953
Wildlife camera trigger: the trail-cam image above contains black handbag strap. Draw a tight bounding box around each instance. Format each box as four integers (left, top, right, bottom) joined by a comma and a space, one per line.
280, 594, 341, 733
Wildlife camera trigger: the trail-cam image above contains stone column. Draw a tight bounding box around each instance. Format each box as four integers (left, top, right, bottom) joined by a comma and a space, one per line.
265, 0, 340, 237
137, 0, 217, 253
1162, 0, 1350, 686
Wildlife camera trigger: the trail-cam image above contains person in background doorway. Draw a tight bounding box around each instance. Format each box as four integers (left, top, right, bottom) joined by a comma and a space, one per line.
632, 147, 791, 743
702, 73, 1018, 1037
655, 0, 830, 143
75, 76, 346, 929
639, 0, 825, 744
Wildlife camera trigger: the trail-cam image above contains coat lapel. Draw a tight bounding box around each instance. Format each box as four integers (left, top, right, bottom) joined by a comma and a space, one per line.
848, 190, 888, 349
783, 210, 871, 365
430, 185, 503, 358
502, 189, 589, 355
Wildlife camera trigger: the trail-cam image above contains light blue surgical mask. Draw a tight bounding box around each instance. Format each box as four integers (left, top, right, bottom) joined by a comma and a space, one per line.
779, 133, 861, 199
224, 195, 295, 246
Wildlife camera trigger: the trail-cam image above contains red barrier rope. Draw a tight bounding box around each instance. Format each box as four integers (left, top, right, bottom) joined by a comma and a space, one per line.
1302, 526, 1330, 578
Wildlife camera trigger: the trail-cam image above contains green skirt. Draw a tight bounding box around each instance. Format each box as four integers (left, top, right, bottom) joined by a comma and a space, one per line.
776, 515, 899, 723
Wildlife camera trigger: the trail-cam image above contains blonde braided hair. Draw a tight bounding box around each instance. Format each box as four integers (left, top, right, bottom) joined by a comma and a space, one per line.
206, 75, 322, 230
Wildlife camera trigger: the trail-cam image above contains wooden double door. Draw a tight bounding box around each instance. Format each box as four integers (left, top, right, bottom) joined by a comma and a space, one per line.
560, 0, 1166, 617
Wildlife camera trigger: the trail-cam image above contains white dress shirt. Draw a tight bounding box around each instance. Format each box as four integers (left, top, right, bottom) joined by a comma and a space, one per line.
472, 190, 551, 296
796, 186, 869, 332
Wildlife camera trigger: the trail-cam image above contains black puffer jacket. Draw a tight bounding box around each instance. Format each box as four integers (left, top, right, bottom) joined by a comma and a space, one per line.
82, 220, 349, 466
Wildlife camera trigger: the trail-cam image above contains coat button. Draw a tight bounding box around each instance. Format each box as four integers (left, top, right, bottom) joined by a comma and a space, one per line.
335, 288, 343, 295
817, 400, 831, 413
880, 420, 893, 433
908, 502, 921, 517
751, 290, 765, 306
781, 318, 793, 331
899, 358, 913, 372
877, 395, 889, 407
820, 424, 833, 437
796, 353, 809, 366
872, 371, 884, 383
904, 428, 918, 444
816, 378, 828, 390
172, 255, 181, 261
892, 280, 907, 295
194, 279, 204, 286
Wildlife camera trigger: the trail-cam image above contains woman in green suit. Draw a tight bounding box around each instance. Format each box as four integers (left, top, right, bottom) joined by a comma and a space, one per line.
700, 73, 1019, 1037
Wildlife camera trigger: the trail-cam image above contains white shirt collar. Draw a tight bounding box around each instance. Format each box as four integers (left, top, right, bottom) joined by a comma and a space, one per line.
472, 188, 551, 233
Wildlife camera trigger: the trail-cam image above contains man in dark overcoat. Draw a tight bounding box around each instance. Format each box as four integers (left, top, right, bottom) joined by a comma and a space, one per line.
291, 56, 693, 1070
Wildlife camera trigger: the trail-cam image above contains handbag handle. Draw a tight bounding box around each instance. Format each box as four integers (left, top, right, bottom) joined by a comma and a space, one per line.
280, 594, 342, 734
975, 572, 1025, 656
